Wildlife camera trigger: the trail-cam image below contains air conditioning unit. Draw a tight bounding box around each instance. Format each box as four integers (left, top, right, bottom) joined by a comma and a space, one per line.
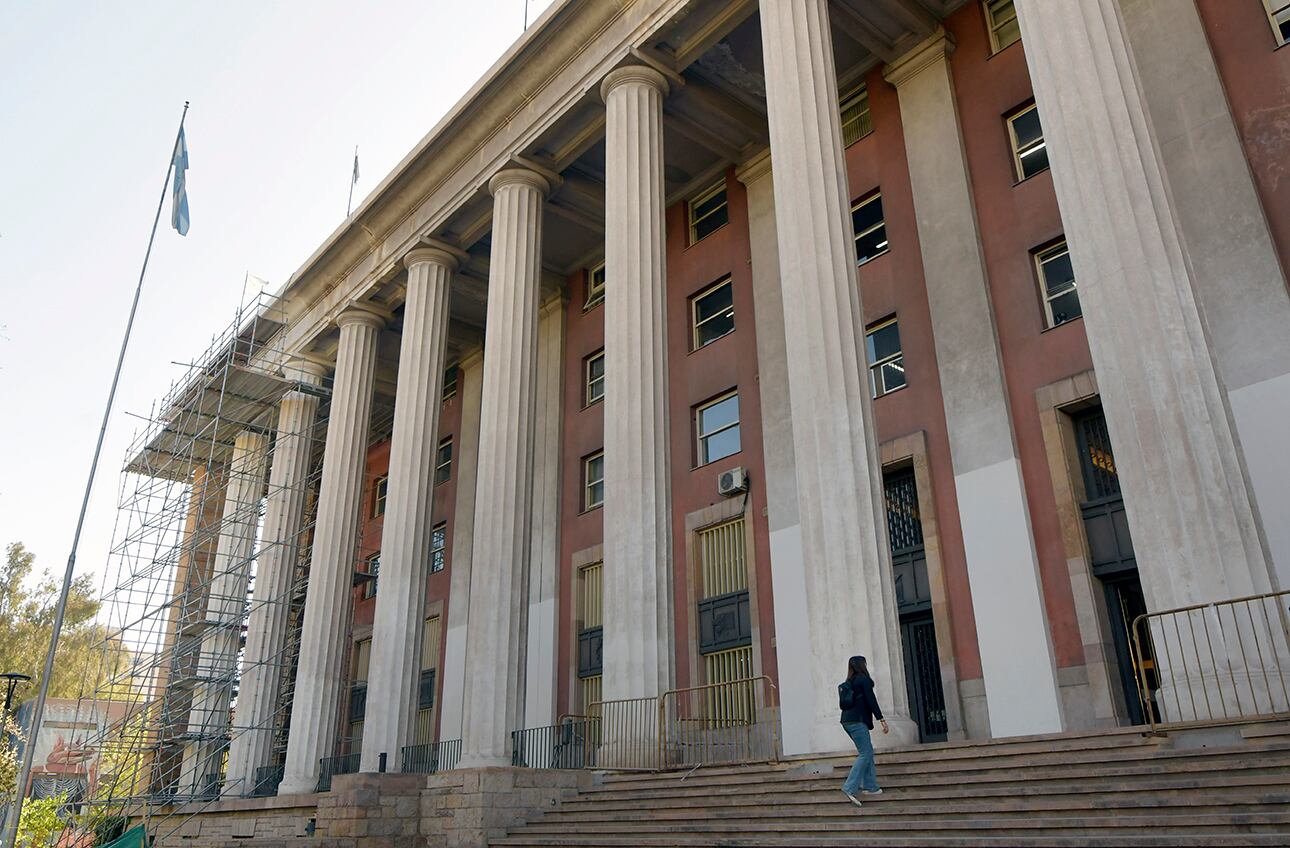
717, 466, 749, 497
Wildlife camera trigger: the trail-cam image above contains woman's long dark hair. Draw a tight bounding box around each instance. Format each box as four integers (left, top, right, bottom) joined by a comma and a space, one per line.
847, 655, 870, 680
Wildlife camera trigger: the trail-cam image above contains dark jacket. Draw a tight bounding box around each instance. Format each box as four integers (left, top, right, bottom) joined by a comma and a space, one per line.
840, 674, 884, 729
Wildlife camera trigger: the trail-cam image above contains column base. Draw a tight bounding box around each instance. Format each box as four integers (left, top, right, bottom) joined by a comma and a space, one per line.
456, 754, 513, 770
276, 772, 318, 797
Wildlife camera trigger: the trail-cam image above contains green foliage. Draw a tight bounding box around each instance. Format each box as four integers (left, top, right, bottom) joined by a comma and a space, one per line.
15, 794, 65, 848
1, 712, 24, 799
0, 542, 131, 703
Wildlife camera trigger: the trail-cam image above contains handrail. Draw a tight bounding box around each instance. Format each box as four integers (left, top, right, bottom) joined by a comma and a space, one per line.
1131, 589, 1290, 733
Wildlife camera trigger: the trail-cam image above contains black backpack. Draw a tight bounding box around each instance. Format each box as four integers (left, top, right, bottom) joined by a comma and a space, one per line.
838, 680, 856, 710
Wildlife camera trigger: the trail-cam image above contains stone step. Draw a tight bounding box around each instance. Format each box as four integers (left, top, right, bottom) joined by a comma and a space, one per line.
492, 832, 1290, 847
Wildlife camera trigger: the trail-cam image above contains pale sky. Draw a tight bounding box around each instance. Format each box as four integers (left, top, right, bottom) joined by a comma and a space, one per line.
0, 0, 558, 596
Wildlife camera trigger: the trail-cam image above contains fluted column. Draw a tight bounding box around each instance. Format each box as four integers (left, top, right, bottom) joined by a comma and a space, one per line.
279, 307, 384, 795
458, 168, 549, 767
224, 364, 324, 795
599, 66, 675, 702
1014, 0, 1279, 716
759, 0, 916, 753
360, 247, 458, 772
180, 428, 270, 796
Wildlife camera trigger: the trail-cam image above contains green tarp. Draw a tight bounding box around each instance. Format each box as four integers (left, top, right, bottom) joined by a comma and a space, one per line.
97, 824, 147, 848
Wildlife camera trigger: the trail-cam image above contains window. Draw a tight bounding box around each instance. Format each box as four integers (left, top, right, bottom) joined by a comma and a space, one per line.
1007, 103, 1049, 181
691, 278, 735, 349
430, 523, 447, 573
1267, 1, 1290, 45
585, 263, 606, 309
696, 392, 741, 466
578, 562, 604, 712
435, 438, 452, 485
413, 616, 441, 744
985, 0, 1020, 53
852, 193, 889, 265
372, 475, 389, 517
688, 181, 729, 244
840, 84, 873, 147
583, 451, 604, 511
1035, 241, 1081, 327
350, 638, 371, 734
442, 365, 458, 402
585, 350, 605, 406
865, 318, 906, 398
362, 553, 380, 599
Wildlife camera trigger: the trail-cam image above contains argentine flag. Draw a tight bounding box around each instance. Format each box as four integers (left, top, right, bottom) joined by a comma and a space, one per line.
171, 126, 190, 236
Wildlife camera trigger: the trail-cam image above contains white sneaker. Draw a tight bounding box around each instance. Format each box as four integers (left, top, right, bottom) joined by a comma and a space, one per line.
841, 790, 863, 807
861, 788, 883, 796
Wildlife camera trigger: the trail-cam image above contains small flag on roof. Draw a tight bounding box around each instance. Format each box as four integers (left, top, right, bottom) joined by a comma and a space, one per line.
171, 126, 190, 236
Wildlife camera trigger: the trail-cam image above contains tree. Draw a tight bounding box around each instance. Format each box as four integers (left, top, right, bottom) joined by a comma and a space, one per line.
1, 713, 22, 799
0, 543, 130, 704
14, 794, 64, 848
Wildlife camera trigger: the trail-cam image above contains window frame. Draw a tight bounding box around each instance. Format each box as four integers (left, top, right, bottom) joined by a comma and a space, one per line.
690, 277, 736, 350
851, 191, 889, 266
434, 437, 453, 486
583, 450, 605, 512
584, 349, 605, 407
1034, 240, 1081, 329
1266, 0, 1290, 46
362, 553, 380, 599
585, 262, 606, 310
429, 522, 447, 573
985, 0, 1021, 54
865, 317, 907, 399
1006, 102, 1049, 182
687, 181, 729, 245
695, 390, 742, 467
372, 475, 389, 518
839, 83, 874, 147
441, 364, 458, 403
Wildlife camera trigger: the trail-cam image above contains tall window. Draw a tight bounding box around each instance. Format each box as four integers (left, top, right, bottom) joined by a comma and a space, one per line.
435, 438, 452, 485
866, 318, 906, 398
413, 616, 441, 745
578, 562, 604, 713
1035, 241, 1081, 327
585, 262, 606, 309
697, 518, 753, 724
696, 392, 741, 466
985, 0, 1020, 53
350, 638, 372, 749
585, 350, 605, 406
442, 365, 459, 402
362, 553, 380, 599
1007, 103, 1049, 181
430, 523, 447, 573
372, 475, 389, 517
852, 193, 889, 265
691, 278, 735, 349
1267, 1, 1290, 45
688, 181, 729, 244
840, 84, 873, 147
583, 451, 604, 511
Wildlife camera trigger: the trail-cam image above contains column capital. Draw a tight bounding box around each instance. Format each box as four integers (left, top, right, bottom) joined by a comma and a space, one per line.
600, 65, 670, 101
336, 302, 389, 331
405, 240, 468, 272
284, 359, 328, 387
488, 168, 550, 198
882, 28, 954, 88
735, 148, 773, 186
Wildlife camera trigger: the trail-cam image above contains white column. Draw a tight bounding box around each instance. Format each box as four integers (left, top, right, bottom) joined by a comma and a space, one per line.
759, 0, 916, 753
458, 168, 549, 767
224, 364, 324, 795
360, 247, 458, 772
279, 306, 384, 795
179, 428, 269, 796
883, 33, 1062, 736
600, 65, 675, 703
1015, 0, 1279, 714
438, 350, 485, 742
523, 297, 566, 728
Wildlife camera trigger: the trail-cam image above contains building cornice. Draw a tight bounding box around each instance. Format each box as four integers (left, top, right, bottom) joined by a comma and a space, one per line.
882, 28, 955, 88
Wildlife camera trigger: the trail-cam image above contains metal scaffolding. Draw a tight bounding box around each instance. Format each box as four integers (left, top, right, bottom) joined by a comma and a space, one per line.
60, 290, 331, 841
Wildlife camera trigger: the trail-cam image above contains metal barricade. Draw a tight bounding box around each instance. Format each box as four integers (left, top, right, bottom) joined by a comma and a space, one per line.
660, 676, 779, 769
1132, 589, 1290, 732
401, 738, 462, 774
588, 697, 659, 771
511, 718, 595, 769
315, 753, 360, 793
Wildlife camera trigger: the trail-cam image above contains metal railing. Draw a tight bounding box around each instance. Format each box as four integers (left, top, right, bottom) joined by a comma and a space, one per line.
249, 765, 284, 797
1132, 589, 1290, 732
402, 738, 462, 774
660, 676, 779, 768
315, 753, 360, 793
587, 696, 660, 771
511, 719, 597, 769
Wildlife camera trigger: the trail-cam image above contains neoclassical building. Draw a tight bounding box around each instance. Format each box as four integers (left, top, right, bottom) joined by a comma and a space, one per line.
141, 0, 1290, 802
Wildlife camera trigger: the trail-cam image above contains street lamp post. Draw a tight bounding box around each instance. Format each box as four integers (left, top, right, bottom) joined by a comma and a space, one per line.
0, 675, 31, 716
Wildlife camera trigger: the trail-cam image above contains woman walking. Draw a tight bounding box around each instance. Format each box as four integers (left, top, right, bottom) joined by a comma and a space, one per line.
839, 655, 889, 806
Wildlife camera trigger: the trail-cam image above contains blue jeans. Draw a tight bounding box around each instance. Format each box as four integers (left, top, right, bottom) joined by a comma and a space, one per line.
841, 721, 879, 794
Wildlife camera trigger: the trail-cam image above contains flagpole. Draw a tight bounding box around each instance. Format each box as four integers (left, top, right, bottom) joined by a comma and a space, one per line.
0, 100, 190, 848
346, 144, 358, 216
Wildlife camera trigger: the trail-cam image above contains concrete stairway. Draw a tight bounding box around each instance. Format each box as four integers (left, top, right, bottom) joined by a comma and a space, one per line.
491, 720, 1290, 847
